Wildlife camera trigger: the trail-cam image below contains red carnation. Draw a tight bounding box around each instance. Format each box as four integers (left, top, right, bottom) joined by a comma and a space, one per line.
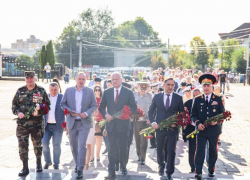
64, 108, 70, 116
41, 102, 49, 115
61, 122, 67, 128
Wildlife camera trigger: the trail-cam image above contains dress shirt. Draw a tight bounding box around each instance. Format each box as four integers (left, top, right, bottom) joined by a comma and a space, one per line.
47, 94, 58, 123
75, 87, 88, 119
164, 92, 173, 107
114, 86, 122, 101
204, 93, 212, 102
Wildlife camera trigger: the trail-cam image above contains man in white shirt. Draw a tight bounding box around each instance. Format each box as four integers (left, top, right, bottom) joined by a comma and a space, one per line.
88, 74, 97, 87
42, 82, 65, 170
44, 63, 51, 82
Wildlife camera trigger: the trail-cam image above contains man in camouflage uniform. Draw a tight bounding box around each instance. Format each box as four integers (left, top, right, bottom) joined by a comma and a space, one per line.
12, 71, 50, 177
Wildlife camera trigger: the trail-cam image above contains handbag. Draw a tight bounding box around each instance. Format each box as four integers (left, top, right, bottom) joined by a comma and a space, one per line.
226, 82, 230, 91
95, 122, 101, 133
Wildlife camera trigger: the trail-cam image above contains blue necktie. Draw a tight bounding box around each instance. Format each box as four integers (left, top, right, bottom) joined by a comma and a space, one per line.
165, 94, 170, 111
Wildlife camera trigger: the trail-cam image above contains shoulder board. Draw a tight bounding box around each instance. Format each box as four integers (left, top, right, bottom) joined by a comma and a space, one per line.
214, 93, 220, 97
196, 94, 203, 98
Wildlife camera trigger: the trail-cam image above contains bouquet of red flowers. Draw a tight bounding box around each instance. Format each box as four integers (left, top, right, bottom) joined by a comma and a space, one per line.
99, 105, 132, 128
186, 110, 232, 139
140, 107, 191, 139
131, 107, 145, 120
39, 102, 49, 115
64, 108, 70, 116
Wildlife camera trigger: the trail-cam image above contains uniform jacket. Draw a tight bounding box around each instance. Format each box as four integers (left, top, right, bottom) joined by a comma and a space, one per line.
44, 93, 65, 131
148, 92, 184, 134
99, 86, 137, 133
191, 93, 225, 137
60, 86, 97, 130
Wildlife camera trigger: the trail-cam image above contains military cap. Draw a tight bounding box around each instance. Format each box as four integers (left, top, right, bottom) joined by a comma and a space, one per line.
198, 74, 216, 85
123, 76, 134, 82
24, 71, 35, 77
137, 82, 150, 89
94, 77, 102, 82
182, 86, 191, 93
122, 82, 132, 89
151, 83, 158, 88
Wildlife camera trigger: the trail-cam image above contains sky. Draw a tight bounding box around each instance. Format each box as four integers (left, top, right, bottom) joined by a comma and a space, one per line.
1, 0, 250, 49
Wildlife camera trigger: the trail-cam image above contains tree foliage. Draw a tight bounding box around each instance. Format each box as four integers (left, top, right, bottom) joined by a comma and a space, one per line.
39, 45, 46, 69
15, 55, 34, 70
231, 47, 246, 73
46, 40, 55, 69
190, 36, 209, 70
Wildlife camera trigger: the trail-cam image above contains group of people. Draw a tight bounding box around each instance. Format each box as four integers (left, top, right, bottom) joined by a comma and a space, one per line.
12, 66, 228, 180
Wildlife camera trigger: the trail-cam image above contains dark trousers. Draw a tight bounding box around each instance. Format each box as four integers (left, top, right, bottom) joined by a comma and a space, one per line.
188, 135, 196, 171
156, 130, 178, 175
107, 130, 129, 175
150, 132, 156, 147
195, 135, 219, 174
129, 121, 134, 145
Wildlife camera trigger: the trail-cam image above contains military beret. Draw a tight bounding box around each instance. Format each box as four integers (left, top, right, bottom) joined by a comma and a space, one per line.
199, 74, 216, 85
24, 71, 35, 77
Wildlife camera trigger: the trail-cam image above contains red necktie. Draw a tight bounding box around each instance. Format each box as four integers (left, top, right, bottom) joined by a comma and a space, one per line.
115, 90, 119, 104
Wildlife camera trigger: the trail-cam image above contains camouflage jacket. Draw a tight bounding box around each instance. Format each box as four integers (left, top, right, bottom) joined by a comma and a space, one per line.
12, 84, 50, 120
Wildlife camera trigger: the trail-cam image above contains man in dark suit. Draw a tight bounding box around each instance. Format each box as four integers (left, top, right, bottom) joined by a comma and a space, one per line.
183, 88, 201, 173
99, 72, 137, 180
148, 77, 184, 180
42, 82, 65, 170
191, 74, 225, 180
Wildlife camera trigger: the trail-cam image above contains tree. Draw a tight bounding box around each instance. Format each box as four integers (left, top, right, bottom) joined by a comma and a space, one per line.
46, 40, 55, 69
15, 55, 34, 71
219, 38, 239, 71
190, 37, 209, 70
232, 47, 246, 73
39, 45, 46, 69
151, 53, 166, 69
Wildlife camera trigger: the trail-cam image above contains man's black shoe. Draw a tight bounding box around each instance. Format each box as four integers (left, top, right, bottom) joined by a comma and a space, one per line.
44, 162, 52, 169
195, 174, 202, 180
102, 149, 108, 154
115, 165, 119, 171
104, 174, 116, 179
18, 160, 29, 176
54, 165, 59, 169
122, 170, 127, 175
166, 174, 173, 180
208, 172, 215, 177
74, 166, 77, 173
76, 170, 83, 179
141, 161, 145, 165
36, 157, 43, 172
158, 171, 164, 176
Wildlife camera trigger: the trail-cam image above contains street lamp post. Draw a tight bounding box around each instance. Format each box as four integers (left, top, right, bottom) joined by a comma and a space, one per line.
77, 23, 83, 70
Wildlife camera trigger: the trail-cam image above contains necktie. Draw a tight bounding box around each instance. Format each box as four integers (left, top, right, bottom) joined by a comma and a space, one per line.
115, 90, 119, 105
165, 94, 170, 111
206, 96, 209, 105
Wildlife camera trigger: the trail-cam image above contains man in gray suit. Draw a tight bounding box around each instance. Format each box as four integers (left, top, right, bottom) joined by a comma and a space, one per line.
61, 72, 97, 179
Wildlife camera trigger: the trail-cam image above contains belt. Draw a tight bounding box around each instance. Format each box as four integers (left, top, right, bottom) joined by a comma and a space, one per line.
47, 123, 56, 125
75, 119, 81, 121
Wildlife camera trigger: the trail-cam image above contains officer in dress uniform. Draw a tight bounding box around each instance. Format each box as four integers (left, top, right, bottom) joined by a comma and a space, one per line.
191, 74, 225, 180
133, 82, 152, 165
12, 71, 50, 177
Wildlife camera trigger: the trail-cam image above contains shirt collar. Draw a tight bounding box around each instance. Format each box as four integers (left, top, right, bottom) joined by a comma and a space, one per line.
50, 93, 58, 99
75, 86, 84, 91
204, 93, 212, 99
114, 86, 122, 92
165, 92, 173, 97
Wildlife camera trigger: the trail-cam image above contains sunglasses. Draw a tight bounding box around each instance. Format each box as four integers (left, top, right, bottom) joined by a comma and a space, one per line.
95, 89, 101, 92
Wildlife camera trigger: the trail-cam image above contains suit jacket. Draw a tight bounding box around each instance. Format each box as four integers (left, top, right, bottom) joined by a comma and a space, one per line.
183, 99, 195, 139
60, 86, 97, 130
44, 93, 65, 131
99, 86, 137, 132
191, 93, 225, 137
148, 92, 184, 134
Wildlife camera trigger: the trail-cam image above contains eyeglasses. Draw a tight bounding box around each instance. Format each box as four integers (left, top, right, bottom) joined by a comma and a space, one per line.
95, 89, 101, 92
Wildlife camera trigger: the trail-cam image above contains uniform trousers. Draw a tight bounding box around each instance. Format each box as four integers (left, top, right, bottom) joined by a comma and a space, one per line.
195, 135, 219, 174
133, 121, 148, 161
